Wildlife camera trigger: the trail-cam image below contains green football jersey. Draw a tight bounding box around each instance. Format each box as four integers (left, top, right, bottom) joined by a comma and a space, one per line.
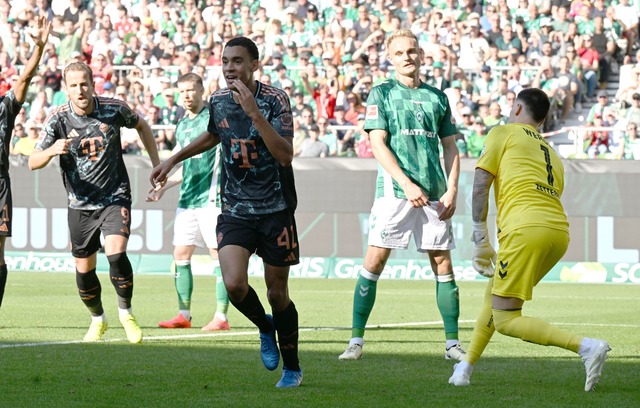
364, 77, 457, 200
175, 107, 221, 209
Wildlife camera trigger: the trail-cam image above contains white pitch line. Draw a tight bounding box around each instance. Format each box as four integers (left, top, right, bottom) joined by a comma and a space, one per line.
0, 320, 464, 349
1, 319, 636, 349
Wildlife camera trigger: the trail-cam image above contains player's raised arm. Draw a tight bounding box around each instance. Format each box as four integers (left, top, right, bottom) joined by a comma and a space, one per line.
150, 131, 219, 189
232, 79, 293, 166
13, 16, 51, 104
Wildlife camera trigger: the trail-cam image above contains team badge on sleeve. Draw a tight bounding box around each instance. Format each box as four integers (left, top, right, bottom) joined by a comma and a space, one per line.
366, 105, 378, 120
281, 113, 293, 126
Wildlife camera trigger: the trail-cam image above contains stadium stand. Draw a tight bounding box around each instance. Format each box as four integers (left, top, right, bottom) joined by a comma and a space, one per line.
2, 0, 640, 160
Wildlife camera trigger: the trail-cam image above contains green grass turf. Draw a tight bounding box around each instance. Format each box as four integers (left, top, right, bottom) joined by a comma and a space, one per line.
0, 272, 638, 407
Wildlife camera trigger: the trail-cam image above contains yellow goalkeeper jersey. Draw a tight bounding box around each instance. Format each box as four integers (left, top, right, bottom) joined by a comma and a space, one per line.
476, 123, 569, 236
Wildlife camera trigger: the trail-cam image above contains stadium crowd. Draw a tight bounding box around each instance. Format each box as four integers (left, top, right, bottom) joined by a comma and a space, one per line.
1, 0, 640, 160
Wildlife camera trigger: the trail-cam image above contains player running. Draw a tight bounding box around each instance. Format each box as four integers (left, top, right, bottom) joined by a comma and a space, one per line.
29, 62, 161, 343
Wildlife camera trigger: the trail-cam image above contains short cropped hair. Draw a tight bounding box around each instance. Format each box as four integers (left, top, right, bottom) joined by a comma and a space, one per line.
63, 62, 94, 84
177, 72, 204, 90
225, 36, 259, 61
516, 88, 550, 124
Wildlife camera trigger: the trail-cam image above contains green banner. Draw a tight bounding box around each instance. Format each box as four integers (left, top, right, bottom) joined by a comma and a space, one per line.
6, 251, 639, 284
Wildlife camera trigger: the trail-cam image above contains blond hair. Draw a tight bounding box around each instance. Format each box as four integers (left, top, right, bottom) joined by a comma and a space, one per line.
385, 28, 419, 50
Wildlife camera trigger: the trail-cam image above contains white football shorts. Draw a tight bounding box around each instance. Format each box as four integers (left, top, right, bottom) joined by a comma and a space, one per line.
172, 204, 222, 249
367, 196, 455, 251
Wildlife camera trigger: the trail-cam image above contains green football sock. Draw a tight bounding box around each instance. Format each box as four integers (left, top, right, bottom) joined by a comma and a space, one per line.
175, 262, 193, 311
214, 266, 229, 315
436, 275, 460, 341
351, 272, 378, 338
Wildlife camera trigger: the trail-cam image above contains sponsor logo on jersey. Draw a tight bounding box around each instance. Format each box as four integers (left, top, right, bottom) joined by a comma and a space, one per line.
366, 105, 378, 120
400, 129, 436, 138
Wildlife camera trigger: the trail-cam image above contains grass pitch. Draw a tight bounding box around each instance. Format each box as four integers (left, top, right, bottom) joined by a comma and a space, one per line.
0, 272, 638, 407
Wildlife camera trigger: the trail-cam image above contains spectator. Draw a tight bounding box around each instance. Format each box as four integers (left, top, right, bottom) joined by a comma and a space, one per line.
12, 121, 39, 157
355, 115, 373, 158
498, 90, 517, 116
552, 6, 571, 33
614, 0, 638, 57
587, 90, 614, 124
585, 113, 611, 158
472, 65, 499, 106
63, 0, 85, 28
271, 63, 290, 89
291, 91, 313, 122
592, 16, 616, 87
577, 34, 600, 100
344, 92, 365, 124
554, 56, 579, 117
317, 118, 337, 157
619, 122, 640, 159
89, 53, 114, 95
0, 51, 17, 79
9, 122, 26, 157
495, 23, 523, 61
297, 124, 329, 158
311, 83, 337, 121
134, 44, 159, 67
426, 61, 450, 91
157, 89, 185, 150
622, 93, 640, 126
483, 102, 508, 130
329, 105, 355, 155
458, 20, 490, 71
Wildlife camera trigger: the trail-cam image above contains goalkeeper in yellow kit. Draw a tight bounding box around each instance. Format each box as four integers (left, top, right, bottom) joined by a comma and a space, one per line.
448, 88, 610, 392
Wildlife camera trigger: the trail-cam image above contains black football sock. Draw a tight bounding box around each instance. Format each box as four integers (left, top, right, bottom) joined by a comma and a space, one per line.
107, 252, 134, 309
273, 301, 300, 371
229, 286, 272, 333
76, 268, 104, 317
0, 264, 7, 308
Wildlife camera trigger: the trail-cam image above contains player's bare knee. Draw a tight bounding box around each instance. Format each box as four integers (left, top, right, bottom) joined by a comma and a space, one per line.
266, 286, 289, 309
225, 281, 248, 302
362, 259, 385, 275
429, 250, 452, 271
